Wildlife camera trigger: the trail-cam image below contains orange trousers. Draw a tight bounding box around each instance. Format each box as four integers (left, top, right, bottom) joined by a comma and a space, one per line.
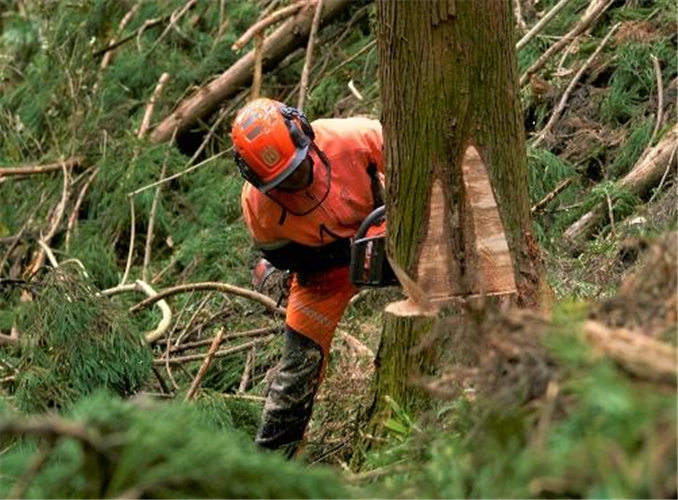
285, 266, 357, 360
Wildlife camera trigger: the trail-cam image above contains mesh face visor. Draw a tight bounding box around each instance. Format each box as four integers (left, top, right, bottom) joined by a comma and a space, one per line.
266, 148, 331, 217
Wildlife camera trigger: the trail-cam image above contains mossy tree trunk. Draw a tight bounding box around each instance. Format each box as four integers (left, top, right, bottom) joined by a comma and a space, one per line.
365, 0, 545, 442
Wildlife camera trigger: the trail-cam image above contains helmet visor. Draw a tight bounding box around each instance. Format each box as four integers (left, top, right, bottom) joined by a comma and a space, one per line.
266, 150, 331, 216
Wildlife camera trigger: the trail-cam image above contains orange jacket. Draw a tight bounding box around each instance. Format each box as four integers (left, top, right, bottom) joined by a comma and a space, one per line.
241, 117, 384, 255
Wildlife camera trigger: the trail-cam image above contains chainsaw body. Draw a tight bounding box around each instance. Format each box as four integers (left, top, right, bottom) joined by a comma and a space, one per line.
349, 206, 398, 287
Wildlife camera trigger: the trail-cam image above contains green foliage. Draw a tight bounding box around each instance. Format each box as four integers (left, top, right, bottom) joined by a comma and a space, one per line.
601, 41, 676, 125
12, 268, 152, 413
608, 117, 653, 178
0, 392, 350, 499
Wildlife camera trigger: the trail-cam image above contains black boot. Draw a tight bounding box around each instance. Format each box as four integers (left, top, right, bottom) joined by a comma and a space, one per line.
255, 325, 323, 458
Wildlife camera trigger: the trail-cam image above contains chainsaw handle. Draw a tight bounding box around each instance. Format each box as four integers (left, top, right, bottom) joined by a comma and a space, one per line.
354, 205, 386, 241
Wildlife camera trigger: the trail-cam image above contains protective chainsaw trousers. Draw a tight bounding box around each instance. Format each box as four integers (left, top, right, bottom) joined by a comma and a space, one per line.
286, 266, 357, 359
255, 325, 324, 458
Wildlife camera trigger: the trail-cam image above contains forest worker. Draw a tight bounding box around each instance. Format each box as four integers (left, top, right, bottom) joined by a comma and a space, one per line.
231, 97, 384, 457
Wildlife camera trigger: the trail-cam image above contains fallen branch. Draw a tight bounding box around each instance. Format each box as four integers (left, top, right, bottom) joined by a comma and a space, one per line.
65, 167, 99, 252
251, 33, 264, 99
185, 327, 225, 401
520, 0, 614, 87
532, 23, 619, 147
129, 281, 285, 316
0, 156, 84, 178
26, 161, 71, 277
583, 320, 677, 385
564, 125, 678, 243
297, 0, 323, 111
137, 72, 171, 140
231, 0, 308, 52
154, 335, 274, 366
120, 196, 136, 286
516, 0, 577, 51
150, 0, 350, 144
165, 325, 281, 355
531, 177, 573, 214
649, 54, 664, 146
100, 280, 173, 344
100, 4, 140, 70
146, 0, 199, 56
0, 332, 19, 346
238, 346, 256, 393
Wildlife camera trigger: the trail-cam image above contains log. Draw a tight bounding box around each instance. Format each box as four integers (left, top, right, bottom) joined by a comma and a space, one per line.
564, 125, 678, 243
0, 156, 85, 177
583, 320, 677, 386
150, 0, 351, 144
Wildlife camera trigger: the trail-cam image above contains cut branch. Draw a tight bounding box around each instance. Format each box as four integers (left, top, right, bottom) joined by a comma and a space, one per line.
531, 177, 573, 214
649, 54, 664, 145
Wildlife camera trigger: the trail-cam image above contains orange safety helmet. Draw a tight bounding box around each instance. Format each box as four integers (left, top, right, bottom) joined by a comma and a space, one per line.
231, 98, 315, 193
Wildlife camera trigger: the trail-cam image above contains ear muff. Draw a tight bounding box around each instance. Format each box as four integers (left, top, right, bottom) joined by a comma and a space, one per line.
280, 105, 315, 142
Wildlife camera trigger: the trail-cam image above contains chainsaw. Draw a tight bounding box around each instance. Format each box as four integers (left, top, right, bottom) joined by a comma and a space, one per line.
349, 205, 398, 287
252, 206, 397, 296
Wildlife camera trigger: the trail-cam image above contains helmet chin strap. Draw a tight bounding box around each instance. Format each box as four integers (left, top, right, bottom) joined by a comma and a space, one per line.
265, 141, 332, 217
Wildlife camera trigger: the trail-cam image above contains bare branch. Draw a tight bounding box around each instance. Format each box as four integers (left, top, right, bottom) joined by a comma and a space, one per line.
231, 0, 308, 52
120, 196, 136, 286
297, 0, 323, 111
532, 23, 619, 147
129, 281, 285, 316
137, 73, 171, 140
516, 0, 577, 51
185, 327, 225, 400
0, 156, 84, 177
520, 0, 614, 87
65, 167, 99, 252
531, 177, 573, 215
649, 54, 664, 146
154, 335, 274, 366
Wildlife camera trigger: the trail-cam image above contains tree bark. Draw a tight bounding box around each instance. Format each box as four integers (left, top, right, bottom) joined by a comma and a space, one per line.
564, 124, 677, 244
365, 0, 544, 444
150, 0, 351, 144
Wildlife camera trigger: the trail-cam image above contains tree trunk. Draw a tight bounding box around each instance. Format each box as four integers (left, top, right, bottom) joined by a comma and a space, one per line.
365, 0, 544, 443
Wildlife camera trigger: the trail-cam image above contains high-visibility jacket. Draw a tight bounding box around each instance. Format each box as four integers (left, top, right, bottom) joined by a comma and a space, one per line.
241, 117, 384, 356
